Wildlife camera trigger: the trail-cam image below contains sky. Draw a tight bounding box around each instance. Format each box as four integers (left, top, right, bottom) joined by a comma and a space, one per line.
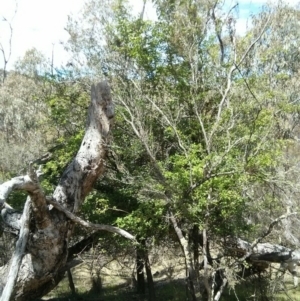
0, 0, 299, 71
0, 0, 84, 70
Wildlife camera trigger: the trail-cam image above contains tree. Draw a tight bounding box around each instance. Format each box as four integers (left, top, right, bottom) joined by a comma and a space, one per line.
63, 0, 300, 300
0, 82, 136, 301
0, 69, 50, 181
2, 1, 300, 300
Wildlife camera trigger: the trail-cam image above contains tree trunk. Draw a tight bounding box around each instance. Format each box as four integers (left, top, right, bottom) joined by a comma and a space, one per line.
67, 269, 76, 295
190, 225, 200, 280
169, 211, 198, 301
202, 229, 212, 301
136, 243, 146, 295
141, 240, 156, 301
0, 82, 115, 301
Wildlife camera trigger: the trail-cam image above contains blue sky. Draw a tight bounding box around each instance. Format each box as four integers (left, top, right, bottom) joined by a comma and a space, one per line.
0, 0, 298, 70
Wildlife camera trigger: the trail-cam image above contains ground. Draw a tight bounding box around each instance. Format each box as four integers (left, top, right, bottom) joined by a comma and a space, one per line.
40, 245, 300, 301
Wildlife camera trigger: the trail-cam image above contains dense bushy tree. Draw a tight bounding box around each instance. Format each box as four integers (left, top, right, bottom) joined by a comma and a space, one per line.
1, 1, 300, 300
63, 0, 300, 299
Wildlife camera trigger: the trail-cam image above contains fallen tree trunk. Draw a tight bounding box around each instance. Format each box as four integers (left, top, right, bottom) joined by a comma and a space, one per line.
0, 82, 134, 301
228, 237, 300, 264
225, 236, 300, 285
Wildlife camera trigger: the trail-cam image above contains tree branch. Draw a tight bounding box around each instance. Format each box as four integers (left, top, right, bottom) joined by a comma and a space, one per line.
211, 2, 224, 65
0, 1, 17, 83
0, 176, 34, 207
0, 165, 50, 229
0, 197, 31, 301
208, 14, 271, 144
46, 197, 136, 242
251, 212, 298, 249
227, 213, 300, 266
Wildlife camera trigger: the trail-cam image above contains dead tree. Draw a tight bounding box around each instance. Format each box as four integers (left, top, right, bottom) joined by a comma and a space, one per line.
0, 82, 135, 301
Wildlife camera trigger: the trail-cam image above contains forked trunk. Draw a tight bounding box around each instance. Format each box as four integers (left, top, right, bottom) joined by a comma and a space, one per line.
0, 82, 114, 301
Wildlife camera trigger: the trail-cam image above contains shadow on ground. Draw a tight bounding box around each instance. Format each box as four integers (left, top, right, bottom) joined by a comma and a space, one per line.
37, 278, 187, 301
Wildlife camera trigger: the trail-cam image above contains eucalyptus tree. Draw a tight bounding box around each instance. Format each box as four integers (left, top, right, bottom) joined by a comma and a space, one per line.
0, 82, 139, 301
1, 0, 300, 300
62, 0, 300, 299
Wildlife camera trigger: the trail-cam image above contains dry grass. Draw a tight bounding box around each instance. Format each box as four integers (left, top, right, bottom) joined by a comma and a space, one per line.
42, 244, 186, 300
41, 247, 300, 301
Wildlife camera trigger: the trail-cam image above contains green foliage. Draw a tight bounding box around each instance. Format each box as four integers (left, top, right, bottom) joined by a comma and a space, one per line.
45, 79, 89, 135
116, 200, 166, 239
5, 0, 295, 255
4, 1, 300, 299
41, 78, 89, 189
68, 0, 298, 245
42, 130, 84, 189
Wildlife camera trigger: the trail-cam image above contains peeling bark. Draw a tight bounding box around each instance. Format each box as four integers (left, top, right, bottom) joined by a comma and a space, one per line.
0, 82, 119, 301
53, 82, 114, 213
0, 198, 31, 301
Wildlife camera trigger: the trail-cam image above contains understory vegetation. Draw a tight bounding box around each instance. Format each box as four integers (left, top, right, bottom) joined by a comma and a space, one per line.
1, 0, 300, 300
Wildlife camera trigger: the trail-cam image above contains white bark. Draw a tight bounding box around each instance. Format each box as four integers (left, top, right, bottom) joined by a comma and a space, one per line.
213, 277, 228, 301
0, 198, 31, 301
0, 82, 116, 301
168, 211, 198, 300
0, 175, 36, 206
53, 82, 114, 213
229, 237, 300, 271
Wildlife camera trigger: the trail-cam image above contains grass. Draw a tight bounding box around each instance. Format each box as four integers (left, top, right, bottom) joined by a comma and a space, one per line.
41, 279, 187, 301
41, 253, 300, 301
220, 272, 300, 301
42, 277, 300, 301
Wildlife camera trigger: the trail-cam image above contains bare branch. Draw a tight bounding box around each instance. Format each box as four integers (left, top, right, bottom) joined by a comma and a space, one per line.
140, 0, 146, 20
145, 94, 188, 156
0, 1, 17, 82
193, 103, 210, 153
0, 197, 31, 301
250, 212, 298, 249
46, 197, 136, 242
236, 14, 271, 68
208, 14, 271, 144
118, 94, 167, 184
0, 166, 50, 229
211, 2, 224, 65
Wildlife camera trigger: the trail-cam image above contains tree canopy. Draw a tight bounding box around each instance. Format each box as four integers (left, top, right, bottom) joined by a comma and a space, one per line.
1, 1, 300, 300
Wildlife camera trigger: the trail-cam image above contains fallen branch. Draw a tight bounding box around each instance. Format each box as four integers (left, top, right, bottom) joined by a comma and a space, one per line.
0, 197, 31, 301
227, 212, 300, 264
